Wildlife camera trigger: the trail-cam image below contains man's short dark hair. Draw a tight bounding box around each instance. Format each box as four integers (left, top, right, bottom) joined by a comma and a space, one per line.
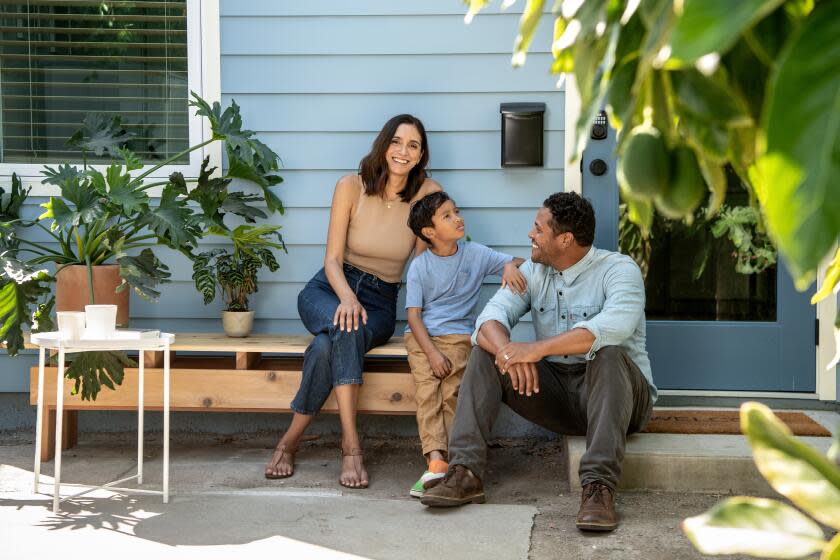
408, 191, 452, 244
543, 192, 596, 246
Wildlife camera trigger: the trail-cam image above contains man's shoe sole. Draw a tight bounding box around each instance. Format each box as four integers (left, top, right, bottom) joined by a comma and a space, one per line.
576, 520, 618, 532
420, 493, 486, 507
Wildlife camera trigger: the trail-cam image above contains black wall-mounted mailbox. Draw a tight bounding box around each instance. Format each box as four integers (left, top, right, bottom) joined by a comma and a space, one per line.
500, 102, 546, 167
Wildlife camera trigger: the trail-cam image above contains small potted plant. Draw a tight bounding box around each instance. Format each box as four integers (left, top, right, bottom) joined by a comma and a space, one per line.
192, 225, 286, 337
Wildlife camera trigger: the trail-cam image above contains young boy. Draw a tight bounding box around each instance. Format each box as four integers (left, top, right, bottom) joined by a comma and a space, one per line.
405, 191, 525, 497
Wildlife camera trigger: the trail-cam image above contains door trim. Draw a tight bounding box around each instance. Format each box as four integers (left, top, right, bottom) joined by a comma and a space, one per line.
817, 242, 838, 401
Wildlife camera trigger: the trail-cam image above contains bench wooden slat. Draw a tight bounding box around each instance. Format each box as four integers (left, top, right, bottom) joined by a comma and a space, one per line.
30, 366, 416, 415
20, 332, 409, 357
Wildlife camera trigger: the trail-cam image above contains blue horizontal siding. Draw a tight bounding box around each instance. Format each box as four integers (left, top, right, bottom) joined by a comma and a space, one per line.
221, 14, 554, 55
222, 54, 561, 93
259, 131, 564, 170
224, 92, 566, 132
272, 170, 565, 208
220, 1, 553, 17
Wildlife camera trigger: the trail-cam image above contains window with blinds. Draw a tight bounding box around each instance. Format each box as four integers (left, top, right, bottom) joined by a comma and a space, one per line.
0, 0, 189, 164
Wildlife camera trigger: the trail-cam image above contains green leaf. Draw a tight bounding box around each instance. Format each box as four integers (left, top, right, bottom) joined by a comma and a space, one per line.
105, 164, 147, 215
682, 496, 827, 558
0, 173, 30, 223
667, 0, 786, 66
118, 147, 143, 171
227, 156, 284, 214
620, 187, 654, 237
115, 248, 172, 302
138, 184, 197, 250
65, 114, 133, 157
811, 247, 840, 305
672, 69, 752, 128
696, 153, 727, 217
192, 250, 221, 305
512, 0, 546, 67
31, 295, 55, 333
823, 532, 840, 560
0, 255, 53, 356
221, 192, 268, 223
64, 350, 134, 401
757, 0, 840, 288
742, 402, 840, 529
39, 172, 106, 231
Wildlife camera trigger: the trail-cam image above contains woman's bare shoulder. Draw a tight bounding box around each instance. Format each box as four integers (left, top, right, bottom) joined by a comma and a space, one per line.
333, 174, 363, 200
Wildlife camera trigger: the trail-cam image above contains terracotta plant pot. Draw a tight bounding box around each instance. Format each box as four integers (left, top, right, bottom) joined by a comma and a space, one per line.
222, 310, 255, 338
55, 265, 129, 327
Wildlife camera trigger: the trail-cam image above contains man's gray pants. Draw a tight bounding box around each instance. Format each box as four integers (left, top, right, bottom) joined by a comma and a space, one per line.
448, 346, 653, 491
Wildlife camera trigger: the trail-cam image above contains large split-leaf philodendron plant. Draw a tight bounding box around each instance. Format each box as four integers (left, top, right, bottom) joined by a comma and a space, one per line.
0, 92, 285, 400
464, 0, 840, 368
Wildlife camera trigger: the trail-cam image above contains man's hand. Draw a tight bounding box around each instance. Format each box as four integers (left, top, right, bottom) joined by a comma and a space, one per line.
500, 262, 527, 295
496, 341, 544, 370
428, 349, 453, 379
500, 361, 540, 396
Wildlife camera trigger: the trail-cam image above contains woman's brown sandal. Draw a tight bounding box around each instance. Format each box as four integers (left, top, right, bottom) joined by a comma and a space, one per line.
265, 442, 297, 479
339, 447, 368, 489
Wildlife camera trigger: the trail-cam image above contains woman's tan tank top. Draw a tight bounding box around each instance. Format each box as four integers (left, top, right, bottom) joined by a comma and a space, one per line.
344, 178, 434, 283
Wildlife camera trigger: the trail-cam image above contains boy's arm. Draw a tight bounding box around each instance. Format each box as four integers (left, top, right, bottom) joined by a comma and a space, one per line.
501, 257, 527, 294
406, 307, 452, 378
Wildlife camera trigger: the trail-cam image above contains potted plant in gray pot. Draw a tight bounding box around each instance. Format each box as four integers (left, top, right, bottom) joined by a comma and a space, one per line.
0, 93, 285, 399
192, 224, 286, 337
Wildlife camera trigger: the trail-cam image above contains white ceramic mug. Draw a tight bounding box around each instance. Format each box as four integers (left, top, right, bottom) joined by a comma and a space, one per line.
84, 305, 118, 339
56, 311, 86, 341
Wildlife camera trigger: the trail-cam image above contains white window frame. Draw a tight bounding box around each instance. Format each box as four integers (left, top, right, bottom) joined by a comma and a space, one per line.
0, 0, 221, 196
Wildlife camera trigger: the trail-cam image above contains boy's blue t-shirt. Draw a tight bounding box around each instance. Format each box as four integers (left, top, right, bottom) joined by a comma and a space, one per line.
405, 240, 513, 336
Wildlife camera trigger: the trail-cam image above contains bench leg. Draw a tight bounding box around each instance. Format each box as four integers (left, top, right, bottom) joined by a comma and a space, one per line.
236, 352, 261, 369
39, 408, 55, 462
38, 409, 77, 462
62, 411, 78, 450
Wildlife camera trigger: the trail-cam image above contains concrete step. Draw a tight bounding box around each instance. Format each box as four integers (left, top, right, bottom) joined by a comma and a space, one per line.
565, 410, 838, 494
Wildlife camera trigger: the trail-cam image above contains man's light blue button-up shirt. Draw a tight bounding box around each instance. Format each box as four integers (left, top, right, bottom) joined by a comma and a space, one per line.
472, 246, 657, 401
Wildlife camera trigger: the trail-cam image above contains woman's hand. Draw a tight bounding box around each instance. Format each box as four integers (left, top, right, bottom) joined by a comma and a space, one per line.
501, 262, 527, 295
333, 297, 368, 332
428, 348, 453, 379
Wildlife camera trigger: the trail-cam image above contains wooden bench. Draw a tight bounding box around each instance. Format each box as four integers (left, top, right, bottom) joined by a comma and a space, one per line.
26, 333, 414, 461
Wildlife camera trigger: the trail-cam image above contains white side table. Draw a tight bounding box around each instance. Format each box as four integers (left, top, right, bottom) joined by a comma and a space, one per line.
30, 331, 175, 513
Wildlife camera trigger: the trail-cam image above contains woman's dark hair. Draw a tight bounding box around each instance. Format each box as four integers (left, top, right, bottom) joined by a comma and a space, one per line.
543, 192, 596, 246
408, 191, 452, 245
358, 114, 430, 202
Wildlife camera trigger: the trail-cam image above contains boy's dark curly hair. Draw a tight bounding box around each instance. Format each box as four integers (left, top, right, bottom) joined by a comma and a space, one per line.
543, 192, 596, 246
408, 191, 452, 245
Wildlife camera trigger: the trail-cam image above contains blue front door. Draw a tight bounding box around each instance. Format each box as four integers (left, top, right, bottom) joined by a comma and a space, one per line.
581, 122, 816, 392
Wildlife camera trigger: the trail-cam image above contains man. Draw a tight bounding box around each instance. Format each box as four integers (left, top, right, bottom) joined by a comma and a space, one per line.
420, 192, 657, 532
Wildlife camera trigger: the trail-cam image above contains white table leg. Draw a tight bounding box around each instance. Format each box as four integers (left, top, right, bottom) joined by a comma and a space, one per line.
53, 348, 65, 514
163, 343, 170, 503
33, 347, 46, 493
138, 349, 144, 485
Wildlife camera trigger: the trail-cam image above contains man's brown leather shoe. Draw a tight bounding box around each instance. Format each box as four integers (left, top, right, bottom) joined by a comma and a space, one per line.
576, 482, 618, 532
420, 465, 486, 507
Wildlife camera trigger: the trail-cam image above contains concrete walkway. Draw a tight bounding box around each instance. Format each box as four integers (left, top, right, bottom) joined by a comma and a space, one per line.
0, 427, 832, 560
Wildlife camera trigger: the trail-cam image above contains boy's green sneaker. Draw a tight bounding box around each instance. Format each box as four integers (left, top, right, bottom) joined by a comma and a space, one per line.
410, 470, 445, 498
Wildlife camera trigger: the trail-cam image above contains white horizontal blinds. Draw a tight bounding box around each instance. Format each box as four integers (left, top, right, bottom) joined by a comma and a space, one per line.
0, 0, 189, 164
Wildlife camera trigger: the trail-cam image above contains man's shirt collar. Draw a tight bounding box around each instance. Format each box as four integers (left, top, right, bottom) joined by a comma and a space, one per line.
550, 245, 596, 284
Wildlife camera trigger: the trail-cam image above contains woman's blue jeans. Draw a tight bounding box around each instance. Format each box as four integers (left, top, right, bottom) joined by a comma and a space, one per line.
291, 264, 399, 415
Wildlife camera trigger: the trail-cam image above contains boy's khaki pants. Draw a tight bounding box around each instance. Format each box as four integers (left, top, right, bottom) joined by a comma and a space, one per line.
405, 333, 473, 458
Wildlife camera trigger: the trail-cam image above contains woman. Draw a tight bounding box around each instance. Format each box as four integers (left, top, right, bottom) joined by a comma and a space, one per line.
265, 114, 441, 488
